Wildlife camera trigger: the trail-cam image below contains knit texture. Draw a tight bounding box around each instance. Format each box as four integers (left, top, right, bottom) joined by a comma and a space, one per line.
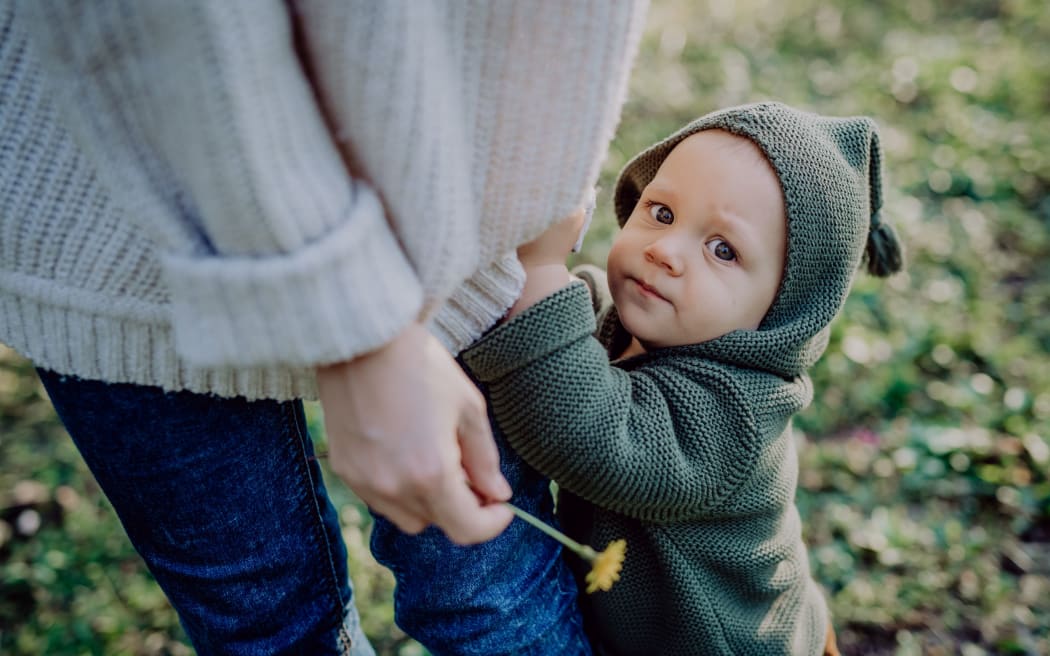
614, 101, 888, 377
458, 104, 897, 654
0, 1, 646, 399
462, 282, 828, 655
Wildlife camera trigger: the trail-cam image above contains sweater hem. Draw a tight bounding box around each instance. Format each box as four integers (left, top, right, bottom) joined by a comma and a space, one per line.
0, 293, 316, 401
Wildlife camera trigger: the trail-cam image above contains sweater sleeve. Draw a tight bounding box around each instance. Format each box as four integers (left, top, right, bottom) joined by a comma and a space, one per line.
19, 1, 646, 368
292, 0, 648, 351
20, 1, 421, 367
460, 283, 762, 523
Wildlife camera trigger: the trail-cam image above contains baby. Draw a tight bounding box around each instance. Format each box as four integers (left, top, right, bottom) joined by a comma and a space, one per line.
370, 102, 903, 655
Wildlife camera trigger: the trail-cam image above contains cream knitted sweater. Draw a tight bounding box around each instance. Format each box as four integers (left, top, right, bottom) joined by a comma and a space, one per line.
0, 1, 646, 400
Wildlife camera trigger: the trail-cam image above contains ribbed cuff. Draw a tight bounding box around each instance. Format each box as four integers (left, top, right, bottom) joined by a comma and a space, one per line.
163, 187, 423, 368
460, 281, 594, 382
427, 252, 525, 354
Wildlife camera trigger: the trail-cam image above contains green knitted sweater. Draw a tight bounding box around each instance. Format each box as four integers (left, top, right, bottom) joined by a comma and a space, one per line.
461, 281, 828, 656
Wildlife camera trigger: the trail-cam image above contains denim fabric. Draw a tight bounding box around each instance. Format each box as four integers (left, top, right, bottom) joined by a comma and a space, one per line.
370, 414, 591, 656
37, 371, 374, 656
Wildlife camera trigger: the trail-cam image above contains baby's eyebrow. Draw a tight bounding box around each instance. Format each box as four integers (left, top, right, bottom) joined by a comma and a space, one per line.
710, 209, 764, 254
642, 180, 678, 202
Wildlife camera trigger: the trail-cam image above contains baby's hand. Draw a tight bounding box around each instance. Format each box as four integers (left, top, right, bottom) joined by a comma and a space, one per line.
504, 208, 585, 321
517, 208, 588, 268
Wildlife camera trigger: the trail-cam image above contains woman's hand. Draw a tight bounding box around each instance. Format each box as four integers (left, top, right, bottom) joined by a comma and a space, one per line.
316, 323, 513, 545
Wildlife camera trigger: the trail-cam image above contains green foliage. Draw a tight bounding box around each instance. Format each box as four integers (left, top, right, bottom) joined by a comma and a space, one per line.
0, 351, 191, 655
2, 0, 1048, 654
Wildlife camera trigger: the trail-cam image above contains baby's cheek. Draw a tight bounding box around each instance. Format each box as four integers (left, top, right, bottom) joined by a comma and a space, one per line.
607, 275, 627, 308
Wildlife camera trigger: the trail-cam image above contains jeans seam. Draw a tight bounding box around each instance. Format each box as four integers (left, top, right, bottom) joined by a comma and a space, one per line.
283, 402, 354, 653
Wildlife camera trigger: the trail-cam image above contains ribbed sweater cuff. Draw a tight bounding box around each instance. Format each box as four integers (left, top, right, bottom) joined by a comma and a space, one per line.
461, 281, 594, 382
163, 188, 423, 368
428, 252, 525, 354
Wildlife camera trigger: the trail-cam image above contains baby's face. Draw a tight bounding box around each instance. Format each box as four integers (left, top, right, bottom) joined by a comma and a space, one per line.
608, 130, 787, 351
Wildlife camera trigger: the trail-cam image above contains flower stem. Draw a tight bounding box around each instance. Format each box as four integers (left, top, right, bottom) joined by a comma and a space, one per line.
504, 501, 597, 561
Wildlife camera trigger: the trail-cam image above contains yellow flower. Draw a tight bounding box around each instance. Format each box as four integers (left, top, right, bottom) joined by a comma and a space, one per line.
585, 539, 626, 593
504, 502, 627, 594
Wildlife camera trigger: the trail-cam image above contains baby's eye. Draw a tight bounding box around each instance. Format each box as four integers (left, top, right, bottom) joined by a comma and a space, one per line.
647, 202, 674, 225
706, 238, 737, 262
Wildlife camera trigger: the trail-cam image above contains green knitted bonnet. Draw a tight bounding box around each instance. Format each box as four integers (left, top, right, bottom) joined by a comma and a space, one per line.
611, 102, 902, 376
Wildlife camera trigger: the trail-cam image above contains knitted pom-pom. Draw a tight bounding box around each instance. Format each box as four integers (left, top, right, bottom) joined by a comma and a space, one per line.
865, 218, 903, 277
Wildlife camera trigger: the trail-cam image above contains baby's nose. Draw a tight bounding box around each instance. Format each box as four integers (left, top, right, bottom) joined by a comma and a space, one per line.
644, 237, 684, 275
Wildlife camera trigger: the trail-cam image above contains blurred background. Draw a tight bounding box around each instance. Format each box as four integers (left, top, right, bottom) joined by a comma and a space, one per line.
2, 0, 1048, 654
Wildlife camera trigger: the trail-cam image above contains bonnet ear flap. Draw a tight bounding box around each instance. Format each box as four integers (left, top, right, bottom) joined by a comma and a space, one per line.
863, 128, 904, 277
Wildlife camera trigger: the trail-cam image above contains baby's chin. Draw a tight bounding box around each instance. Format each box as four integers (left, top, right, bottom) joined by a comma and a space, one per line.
617, 304, 742, 351
618, 317, 677, 352
635, 335, 692, 352
624, 317, 743, 352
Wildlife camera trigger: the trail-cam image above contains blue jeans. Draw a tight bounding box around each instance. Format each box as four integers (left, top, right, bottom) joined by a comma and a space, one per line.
370, 405, 592, 656
37, 370, 374, 656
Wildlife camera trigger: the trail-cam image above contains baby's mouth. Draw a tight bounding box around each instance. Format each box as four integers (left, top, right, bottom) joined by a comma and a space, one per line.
631, 277, 670, 304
